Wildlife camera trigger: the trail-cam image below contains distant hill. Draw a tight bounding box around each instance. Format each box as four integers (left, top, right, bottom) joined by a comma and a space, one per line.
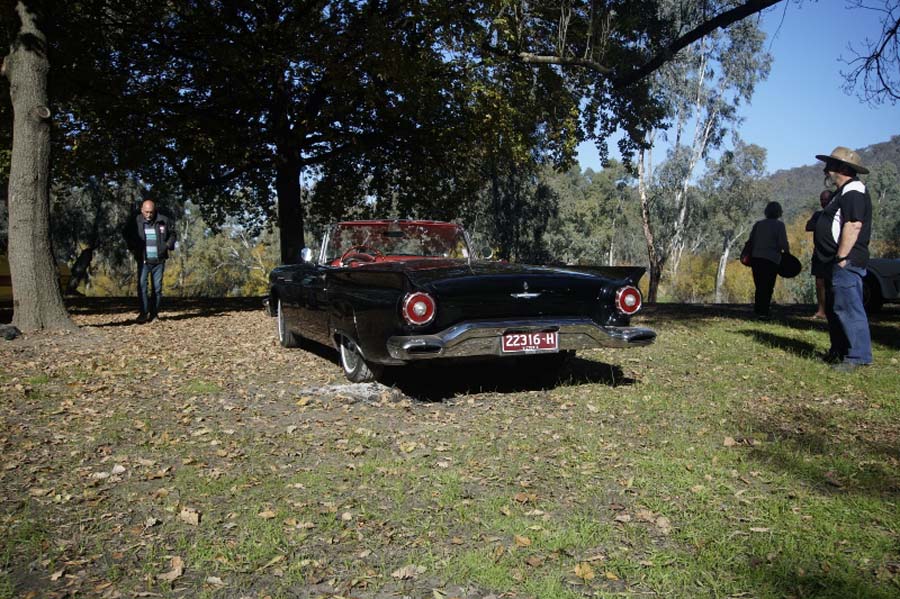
768, 135, 900, 222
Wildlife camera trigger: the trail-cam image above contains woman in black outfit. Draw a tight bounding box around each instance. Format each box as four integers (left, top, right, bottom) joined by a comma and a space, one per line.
748, 201, 789, 319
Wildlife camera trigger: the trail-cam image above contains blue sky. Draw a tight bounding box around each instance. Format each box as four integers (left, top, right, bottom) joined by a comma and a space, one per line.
577, 1, 900, 174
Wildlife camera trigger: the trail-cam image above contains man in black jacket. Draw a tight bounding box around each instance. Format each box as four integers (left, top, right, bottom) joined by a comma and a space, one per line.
124, 199, 176, 323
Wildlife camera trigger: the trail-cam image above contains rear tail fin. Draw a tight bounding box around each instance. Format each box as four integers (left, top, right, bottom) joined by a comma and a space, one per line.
565, 265, 647, 286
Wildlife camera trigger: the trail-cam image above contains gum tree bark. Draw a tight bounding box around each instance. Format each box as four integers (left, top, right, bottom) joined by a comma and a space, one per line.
3, 1, 74, 331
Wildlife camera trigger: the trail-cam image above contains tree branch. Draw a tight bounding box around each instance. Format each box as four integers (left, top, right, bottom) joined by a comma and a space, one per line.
614, 0, 784, 88
485, 1, 783, 88
516, 51, 614, 75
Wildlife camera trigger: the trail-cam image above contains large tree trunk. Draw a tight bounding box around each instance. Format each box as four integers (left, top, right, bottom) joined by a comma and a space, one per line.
3, 1, 74, 331
272, 67, 304, 265
276, 153, 303, 265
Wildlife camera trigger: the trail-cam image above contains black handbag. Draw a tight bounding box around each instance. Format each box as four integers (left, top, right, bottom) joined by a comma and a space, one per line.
778, 253, 802, 278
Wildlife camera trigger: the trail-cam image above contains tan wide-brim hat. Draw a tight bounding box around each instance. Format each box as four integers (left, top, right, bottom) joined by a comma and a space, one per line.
816, 146, 869, 175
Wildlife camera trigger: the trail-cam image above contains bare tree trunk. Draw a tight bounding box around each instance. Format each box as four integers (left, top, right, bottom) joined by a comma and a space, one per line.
637, 143, 663, 303
667, 48, 718, 287
715, 235, 733, 303
3, 1, 74, 332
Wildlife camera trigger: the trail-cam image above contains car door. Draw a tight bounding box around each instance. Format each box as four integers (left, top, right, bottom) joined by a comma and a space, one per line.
296, 264, 333, 345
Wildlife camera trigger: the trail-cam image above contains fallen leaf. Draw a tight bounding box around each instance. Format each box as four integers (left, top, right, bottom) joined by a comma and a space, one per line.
157, 556, 184, 582
391, 564, 425, 579
525, 555, 544, 567
605, 571, 620, 581
655, 516, 672, 535
179, 507, 201, 526
574, 562, 595, 580
258, 509, 276, 519
205, 576, 224, 586
514, 534, 532, 547
635, 509, 655, 522
723, 436, 737, 447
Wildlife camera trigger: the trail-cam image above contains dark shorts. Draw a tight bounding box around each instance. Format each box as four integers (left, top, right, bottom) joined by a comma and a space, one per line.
811, 255, 827, 278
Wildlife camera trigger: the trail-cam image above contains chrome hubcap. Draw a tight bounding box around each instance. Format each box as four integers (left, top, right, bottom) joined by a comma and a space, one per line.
277, 300, 285, 342
341, 339, 361, 372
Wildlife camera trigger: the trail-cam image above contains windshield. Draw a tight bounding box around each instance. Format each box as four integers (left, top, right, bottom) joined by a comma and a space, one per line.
323, 221, 470, 264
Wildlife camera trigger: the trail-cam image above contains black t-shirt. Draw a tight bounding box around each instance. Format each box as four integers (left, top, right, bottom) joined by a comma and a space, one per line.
813, 178, 872, 267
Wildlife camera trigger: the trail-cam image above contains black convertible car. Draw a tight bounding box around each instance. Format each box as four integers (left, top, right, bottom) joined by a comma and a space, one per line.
268, 220, 656, 382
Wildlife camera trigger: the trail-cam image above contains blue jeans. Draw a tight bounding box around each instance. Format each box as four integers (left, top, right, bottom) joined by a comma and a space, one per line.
138, 262, 165, 316
826, 262, 872, 364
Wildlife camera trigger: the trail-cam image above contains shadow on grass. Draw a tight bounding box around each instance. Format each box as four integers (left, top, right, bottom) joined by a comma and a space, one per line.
385, 355, 635, 401
744, 403, 900, 498
70, 296, 267, 327
737, 329, 820, 358
639, 303, 900, 350
755, 555, 900, 599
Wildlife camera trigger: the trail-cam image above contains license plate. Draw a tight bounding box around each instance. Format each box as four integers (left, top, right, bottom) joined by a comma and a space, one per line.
501, 331, 558, 353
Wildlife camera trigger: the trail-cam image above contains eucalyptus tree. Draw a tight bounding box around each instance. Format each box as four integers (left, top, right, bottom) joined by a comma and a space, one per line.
866, 160, 900, 256
699, 141, 768, 302
634, 11, 772, 301
543, 161, 634, 265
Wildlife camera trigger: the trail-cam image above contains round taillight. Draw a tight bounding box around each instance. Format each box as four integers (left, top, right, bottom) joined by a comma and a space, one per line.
402, 292, 436, 326
616, 285, 642, 315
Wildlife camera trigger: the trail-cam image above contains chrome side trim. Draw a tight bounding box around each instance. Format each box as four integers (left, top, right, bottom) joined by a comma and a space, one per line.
386, 318, 656, 361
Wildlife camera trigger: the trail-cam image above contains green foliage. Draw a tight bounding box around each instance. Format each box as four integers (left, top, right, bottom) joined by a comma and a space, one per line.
667, 253, 717, 301
544, 161, 639, 265
164, 203, 278, 298
868, 161, 900, 257
464, 162, 559, 263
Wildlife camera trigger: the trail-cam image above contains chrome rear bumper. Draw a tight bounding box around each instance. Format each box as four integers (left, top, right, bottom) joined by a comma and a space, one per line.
386, 317, 655, 361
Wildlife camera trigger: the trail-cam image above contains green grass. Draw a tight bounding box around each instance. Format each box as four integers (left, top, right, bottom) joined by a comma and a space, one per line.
181, 379, 223, 394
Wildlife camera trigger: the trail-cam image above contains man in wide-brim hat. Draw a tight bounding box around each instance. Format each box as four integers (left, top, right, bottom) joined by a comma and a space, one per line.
812, 146, 873, 371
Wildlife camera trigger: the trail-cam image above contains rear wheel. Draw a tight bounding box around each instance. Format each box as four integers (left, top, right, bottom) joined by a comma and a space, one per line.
863, 275, 884, 314
276, 298, 301, 347
339, 335, 382, 383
